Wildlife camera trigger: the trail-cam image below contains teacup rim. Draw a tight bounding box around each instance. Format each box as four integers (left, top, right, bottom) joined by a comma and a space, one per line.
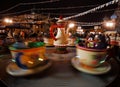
76, 45, 107, 52
9, 46, 45, 51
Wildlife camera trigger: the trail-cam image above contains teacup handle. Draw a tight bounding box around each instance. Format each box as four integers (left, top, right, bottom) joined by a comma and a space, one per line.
15, 52, 28, 69
50, 24, 64, 40
100, 55, 110, 64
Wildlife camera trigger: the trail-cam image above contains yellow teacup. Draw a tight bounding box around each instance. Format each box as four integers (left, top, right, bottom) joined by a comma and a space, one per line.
9, 45, 46, 69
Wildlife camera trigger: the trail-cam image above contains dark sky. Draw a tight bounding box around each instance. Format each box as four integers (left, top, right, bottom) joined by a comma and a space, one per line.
0, 0, 118, 22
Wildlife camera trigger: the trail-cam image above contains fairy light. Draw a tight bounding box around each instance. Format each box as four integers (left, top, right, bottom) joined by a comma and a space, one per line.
38, 58, 44, 61
68, 23, 75, 28
105, 21, 115, 28
4, 18, 13, 24
28, 61, 34, 64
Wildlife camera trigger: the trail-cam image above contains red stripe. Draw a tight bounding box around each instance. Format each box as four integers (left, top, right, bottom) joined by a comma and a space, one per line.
76, 45, 106, 52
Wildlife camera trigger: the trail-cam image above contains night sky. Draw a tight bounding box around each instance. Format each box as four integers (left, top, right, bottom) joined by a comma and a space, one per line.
0, 0, 118, 22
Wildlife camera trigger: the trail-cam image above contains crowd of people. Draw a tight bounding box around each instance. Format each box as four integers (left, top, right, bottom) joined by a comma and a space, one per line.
75, 32, 120, 60
0, 29, 45, 46
0, 29, 120, 47
0, 29, 120, 58
76, 33, 110, 49
76, 32, 119, 47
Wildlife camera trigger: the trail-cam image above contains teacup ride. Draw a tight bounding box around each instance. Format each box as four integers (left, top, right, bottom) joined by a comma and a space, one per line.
71, 45, 111, 75
50, 19, 69, 54
43, 37, 54, 46
6, 42, 52, 76
110, 40, 119, 46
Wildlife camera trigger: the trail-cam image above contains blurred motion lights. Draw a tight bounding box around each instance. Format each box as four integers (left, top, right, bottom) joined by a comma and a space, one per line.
68, 23, 75, 28
105, 21, 115, 28
4, 18, 13, 24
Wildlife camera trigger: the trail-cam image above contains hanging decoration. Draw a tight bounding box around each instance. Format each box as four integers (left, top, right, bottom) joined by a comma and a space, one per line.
77, 22, 102, 26
63, 0, 118, 20
0, 0, 118, 27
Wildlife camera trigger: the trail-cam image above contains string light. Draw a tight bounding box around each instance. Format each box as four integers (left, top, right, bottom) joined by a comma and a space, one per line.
64, 0, 118, 20
0, 4, 101, 15
77, 22, 102, 26
0, 0, 117, 15
4, 18, 13, 24
0, 7, 117, 16
68, 23, 75, 28
0, 0, 118, 17
0, 0, 60, 14
39, 4, 99, 10
2, 9, 32, 16
0, 0, 118, 27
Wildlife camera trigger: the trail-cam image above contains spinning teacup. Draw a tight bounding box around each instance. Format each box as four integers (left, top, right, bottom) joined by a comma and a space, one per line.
9, 42, 46, 69
76, 45, 108, 67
